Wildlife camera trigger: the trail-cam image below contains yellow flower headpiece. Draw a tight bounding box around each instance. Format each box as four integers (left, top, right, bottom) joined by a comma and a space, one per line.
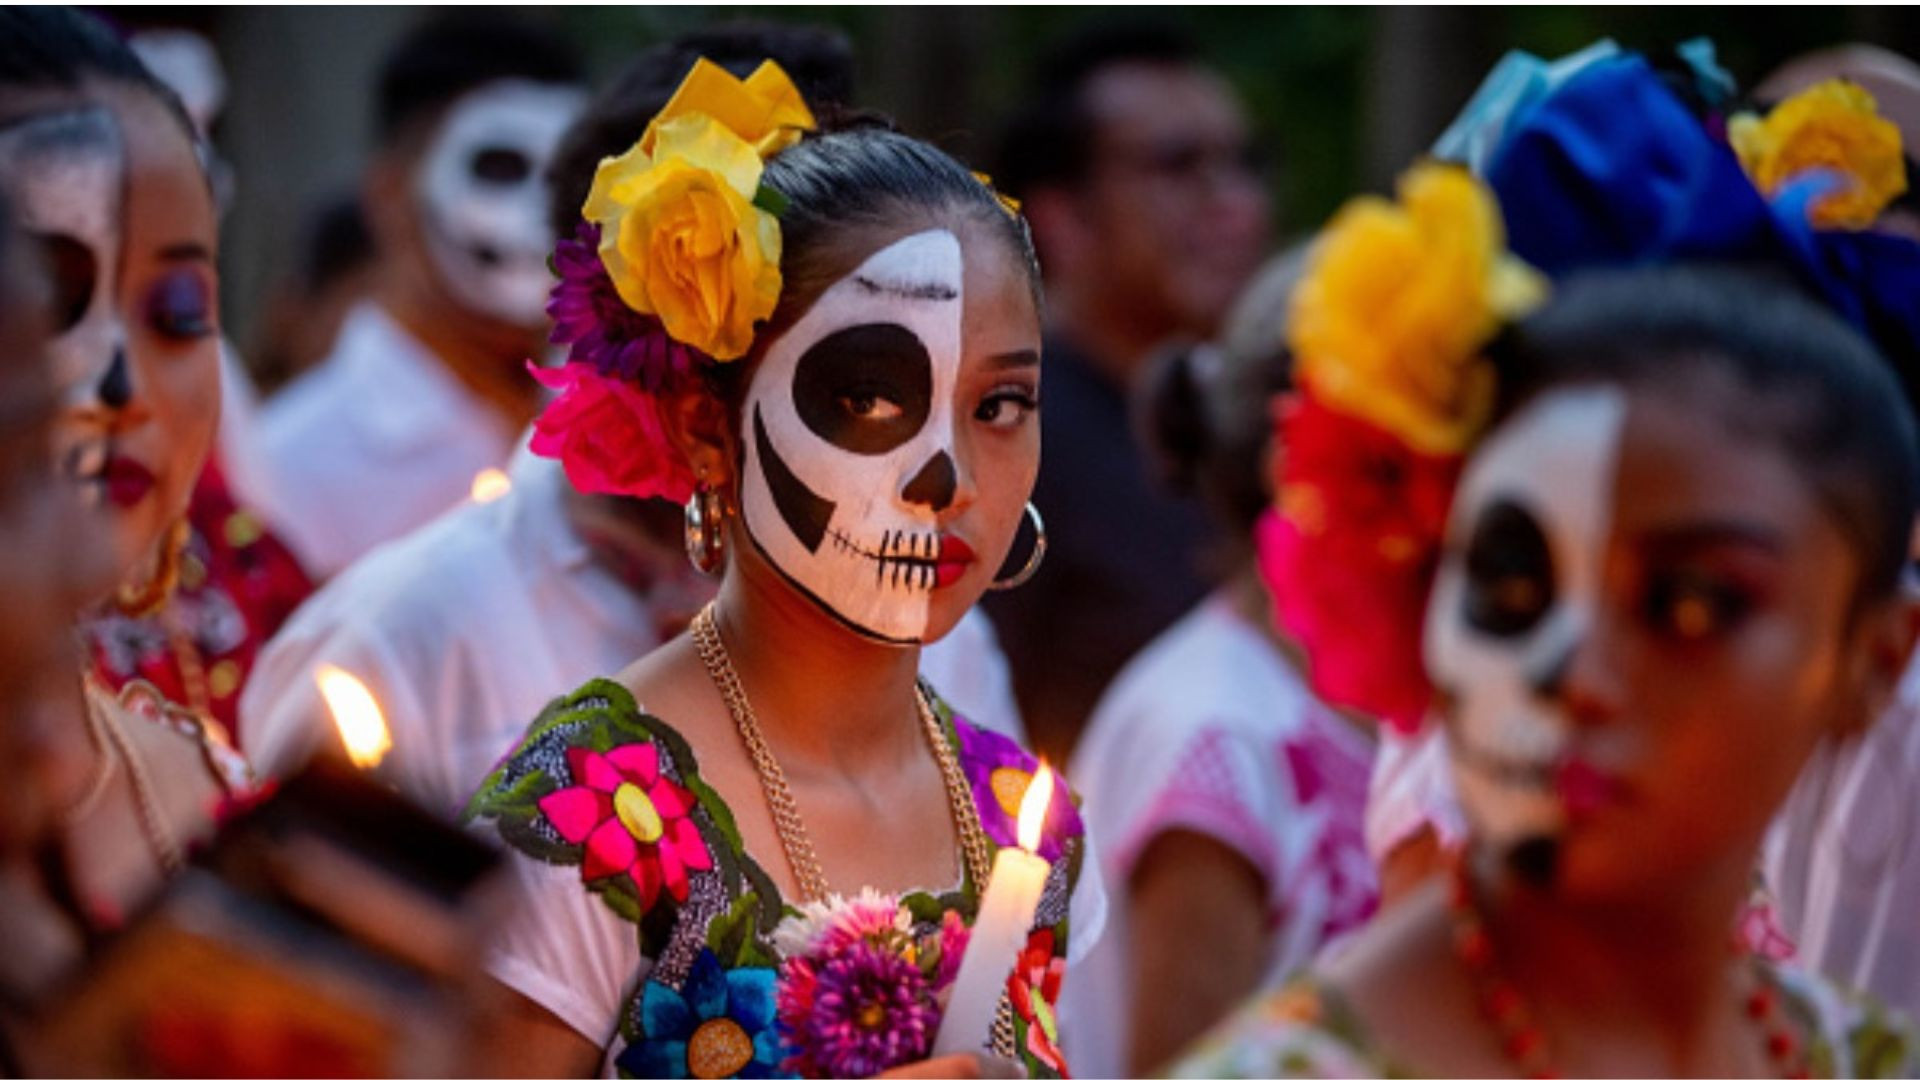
1729, 78, 1908, 231
583, 59, 817, 361
1287, 162, 1547, 456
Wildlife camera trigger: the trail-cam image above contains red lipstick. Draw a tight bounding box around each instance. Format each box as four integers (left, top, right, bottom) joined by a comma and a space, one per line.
103, 455, 156, 509
1554, 756, 1622, 820
935, 535, 975, 588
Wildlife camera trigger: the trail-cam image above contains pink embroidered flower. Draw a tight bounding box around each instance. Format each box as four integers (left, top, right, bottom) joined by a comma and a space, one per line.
536, 743, 712, 909
1008, 928, 1069, 1076
527, 360, 696, 504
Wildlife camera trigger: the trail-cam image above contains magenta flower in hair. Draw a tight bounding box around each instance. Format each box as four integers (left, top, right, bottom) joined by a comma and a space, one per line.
527, 360, 696, 503
548, 223, 704, 391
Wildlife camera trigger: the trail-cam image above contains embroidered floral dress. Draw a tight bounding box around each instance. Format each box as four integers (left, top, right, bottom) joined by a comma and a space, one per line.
466, 678, 1096, 1079
1168, 963, 1920, 1079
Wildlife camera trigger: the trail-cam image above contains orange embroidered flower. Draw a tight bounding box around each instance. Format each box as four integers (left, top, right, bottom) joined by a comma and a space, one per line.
1729, 78, 1908, 230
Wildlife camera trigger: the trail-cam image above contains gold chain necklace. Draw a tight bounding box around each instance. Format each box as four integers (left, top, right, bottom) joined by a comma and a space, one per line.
689, 603, 1017, 1059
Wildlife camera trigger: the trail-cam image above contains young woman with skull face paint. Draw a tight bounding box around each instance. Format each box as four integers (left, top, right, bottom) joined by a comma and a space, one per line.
1174, 264, 1920, 1078
0, 6, 252, 935
467, 64, 1100, 1079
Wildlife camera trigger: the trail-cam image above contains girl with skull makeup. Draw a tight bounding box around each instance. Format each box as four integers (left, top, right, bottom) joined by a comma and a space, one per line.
1179, 258, 1920, 1079
0, 7, 253, 937
466, 61, 1101, 1079
1168, 63, 1920, 1076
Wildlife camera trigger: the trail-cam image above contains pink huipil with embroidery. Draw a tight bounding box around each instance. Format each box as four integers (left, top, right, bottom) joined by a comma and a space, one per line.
1060, 592, 1377, 1079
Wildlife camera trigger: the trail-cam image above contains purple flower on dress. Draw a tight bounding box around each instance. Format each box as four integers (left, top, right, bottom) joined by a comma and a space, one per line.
776, 934, 940, 1077
547, 222, 702, 390
952, 717, 1082, 861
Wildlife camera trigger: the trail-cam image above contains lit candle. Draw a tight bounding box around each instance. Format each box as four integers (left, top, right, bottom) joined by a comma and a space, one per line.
315, 664, 392, 770
932, 762, 1055, 1057
470, 468, 512, 504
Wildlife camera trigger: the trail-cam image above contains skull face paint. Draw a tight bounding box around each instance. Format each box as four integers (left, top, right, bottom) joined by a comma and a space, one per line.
739, 229, 965, 644
0, 108, 129, 490
1424, 386, 1627, 882
416, 80, 585, 328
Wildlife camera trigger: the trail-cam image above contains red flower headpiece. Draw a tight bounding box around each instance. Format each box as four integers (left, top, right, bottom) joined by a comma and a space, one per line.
1257, 163, 1545, 735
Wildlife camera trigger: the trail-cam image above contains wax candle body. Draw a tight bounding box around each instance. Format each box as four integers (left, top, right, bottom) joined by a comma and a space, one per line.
932, 844, 1049, 1057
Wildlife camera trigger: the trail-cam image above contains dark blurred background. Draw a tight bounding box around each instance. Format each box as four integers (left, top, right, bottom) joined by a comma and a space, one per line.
98, 5, 1920, 353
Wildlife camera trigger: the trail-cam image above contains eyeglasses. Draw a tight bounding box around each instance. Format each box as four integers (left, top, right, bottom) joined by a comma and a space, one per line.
1095, 136, 1271, 191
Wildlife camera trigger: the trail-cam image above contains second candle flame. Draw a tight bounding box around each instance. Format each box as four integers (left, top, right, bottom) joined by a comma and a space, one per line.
316, 664, 392, 770
1016, 762, 1054, 852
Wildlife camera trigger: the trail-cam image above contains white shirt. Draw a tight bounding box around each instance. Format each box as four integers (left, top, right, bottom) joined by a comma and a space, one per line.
239, 446, 1028, 818
1061, 593, 1377, 1079
256, 302, 518, 579
1763, 650, 1920, 1018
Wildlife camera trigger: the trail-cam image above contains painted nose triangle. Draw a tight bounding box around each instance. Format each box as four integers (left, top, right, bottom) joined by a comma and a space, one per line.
97, 348, 133, 409
902, 450, 956, 511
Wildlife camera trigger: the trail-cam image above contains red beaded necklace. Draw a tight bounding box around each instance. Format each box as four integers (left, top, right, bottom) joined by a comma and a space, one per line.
1447, 861, 1810, 1079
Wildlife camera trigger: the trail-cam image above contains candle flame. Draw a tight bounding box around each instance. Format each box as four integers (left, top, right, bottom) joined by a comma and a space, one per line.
470, 468, 511, 503
316, 664, 392, 769
1016, 762, 1054, 852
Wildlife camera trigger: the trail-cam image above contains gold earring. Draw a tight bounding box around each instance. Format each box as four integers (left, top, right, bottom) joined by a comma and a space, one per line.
988, 502, 1047, 591
684, 483, 727, 576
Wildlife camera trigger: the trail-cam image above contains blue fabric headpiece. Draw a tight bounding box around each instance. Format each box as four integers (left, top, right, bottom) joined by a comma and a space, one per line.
1448, 48, 1920, 390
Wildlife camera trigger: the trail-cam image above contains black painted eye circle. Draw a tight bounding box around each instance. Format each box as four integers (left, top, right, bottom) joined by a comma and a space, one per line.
1462, 498, 1556, 637
793, 323, 932, 455
471, 146, 532, 184
35, 233, 96, 333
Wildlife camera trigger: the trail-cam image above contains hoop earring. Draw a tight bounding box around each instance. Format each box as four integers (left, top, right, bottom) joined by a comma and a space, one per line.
115, 517, 190, 618
684, 485, 728, 576
989, 502, 1047, 591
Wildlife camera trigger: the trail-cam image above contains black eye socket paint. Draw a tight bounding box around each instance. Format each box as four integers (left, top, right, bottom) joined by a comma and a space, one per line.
1463, 498, 1557, 638
792, 323, 933, 455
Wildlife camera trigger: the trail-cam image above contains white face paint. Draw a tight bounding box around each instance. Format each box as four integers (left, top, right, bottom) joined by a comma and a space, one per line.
0, 108, 129, 485
416, 80, 585, 328
739, 229, 966, 644
1424, 386, 1627, 874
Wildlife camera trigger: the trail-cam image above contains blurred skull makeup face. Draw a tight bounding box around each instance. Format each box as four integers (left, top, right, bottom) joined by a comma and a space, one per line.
739, 229, 965, 645
0, 107, 128, 491
1425, 386, 1626, 882
416, 79, 585, 328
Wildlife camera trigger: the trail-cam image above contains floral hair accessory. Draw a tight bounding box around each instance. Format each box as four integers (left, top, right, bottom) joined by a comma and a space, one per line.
1730, 78, 1907, 231
532, 59, 815, 502
971, 170, 1024, 217
1290, 163, 1546, 457
586, 58, 812, 361
771, 889, 954, 1078
1262, 162, 1543, 735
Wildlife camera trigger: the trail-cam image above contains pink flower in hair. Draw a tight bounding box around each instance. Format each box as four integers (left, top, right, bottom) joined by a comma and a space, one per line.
528, 360, 696, 503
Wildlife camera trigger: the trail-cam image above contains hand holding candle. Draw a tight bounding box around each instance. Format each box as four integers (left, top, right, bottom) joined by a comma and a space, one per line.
932, 762, 1055, 1058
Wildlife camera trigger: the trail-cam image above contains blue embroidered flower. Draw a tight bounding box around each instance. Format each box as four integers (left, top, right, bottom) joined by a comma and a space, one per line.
618, 949, 785, 1079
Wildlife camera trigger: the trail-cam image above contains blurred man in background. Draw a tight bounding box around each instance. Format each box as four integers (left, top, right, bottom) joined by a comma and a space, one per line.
256, 13, 586, 579
984, 21, 1272, 760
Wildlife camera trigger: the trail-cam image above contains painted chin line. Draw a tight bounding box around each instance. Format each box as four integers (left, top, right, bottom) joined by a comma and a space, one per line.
745, 525, 928, 648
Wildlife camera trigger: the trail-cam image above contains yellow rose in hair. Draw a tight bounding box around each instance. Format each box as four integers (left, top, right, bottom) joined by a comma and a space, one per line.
585, 113, 783, 361
640, 58, 816, 160
1729, 78, 1907, 230
1288, 163, 1545, 455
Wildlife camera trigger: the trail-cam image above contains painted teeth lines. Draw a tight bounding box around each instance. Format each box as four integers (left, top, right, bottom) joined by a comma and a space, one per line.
829, 527, 938, 591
